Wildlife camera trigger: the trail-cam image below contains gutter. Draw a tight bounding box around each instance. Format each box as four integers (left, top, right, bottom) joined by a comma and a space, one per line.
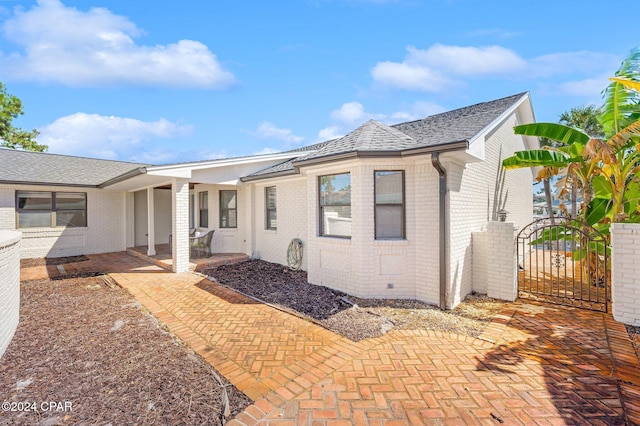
431, 152, 448, 310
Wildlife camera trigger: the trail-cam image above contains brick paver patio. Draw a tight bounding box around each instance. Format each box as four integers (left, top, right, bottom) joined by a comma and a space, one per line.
24, 251, 640, 425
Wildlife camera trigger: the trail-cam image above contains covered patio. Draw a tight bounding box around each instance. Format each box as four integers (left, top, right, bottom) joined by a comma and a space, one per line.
99, 151, 307, 273
127, 244, 248, 273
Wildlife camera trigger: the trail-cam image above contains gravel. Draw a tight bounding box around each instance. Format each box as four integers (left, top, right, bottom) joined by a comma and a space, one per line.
205, 260, 506, 342
0, 276, 251, 425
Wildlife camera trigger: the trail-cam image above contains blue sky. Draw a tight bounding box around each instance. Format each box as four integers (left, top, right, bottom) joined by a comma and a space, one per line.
0, 0, 634, 164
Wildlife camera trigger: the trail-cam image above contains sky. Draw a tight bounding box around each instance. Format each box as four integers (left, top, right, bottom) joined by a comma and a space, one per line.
0, 0, 635, 165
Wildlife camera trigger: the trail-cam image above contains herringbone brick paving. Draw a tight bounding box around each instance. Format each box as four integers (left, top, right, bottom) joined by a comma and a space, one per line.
22, 251, 640, 424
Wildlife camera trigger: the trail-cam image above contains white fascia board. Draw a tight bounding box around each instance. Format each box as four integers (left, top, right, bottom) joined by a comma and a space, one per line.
145, 152, 306, 175
465, 93, 532, 162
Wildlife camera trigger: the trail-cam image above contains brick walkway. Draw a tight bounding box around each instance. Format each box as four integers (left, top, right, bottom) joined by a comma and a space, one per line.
25, 252, 640, 425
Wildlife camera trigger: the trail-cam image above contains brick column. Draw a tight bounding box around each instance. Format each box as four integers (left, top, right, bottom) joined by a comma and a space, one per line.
611, 223, 640, 326
486, 221, 518, 301
172, 178, 190, 273
0, 230, 21, 359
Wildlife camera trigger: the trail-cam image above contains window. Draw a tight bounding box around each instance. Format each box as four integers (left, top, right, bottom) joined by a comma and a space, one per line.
198, 191, 208, 228
319, 173, 351, 238
265, 187, 277, 230
189, 193, 195, 229
220, 190, 237, 228
16, 191, 87, 228
374, 171, 405, 239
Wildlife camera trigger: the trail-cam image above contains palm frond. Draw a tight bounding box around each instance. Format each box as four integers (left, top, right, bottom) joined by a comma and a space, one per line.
514, 123, 590, 145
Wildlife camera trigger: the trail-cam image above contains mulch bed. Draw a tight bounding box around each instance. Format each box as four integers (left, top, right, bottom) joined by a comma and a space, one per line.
205, 260, 506, 342
20, 255, 90, 268
0, 276, 250, 425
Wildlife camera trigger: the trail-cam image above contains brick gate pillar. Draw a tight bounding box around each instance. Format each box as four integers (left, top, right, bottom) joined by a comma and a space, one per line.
486, 221, 518, 302
611, 223, 640, 326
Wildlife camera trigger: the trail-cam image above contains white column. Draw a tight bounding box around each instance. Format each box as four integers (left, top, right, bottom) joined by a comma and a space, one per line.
146, 187, 156, 256
486, 221, 518, 301
611, 223, 640, 326
172, 178, 190, 273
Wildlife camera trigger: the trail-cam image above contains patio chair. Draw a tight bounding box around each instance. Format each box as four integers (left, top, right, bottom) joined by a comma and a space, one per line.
190, 230, 214, 258
169, 228, 196, 254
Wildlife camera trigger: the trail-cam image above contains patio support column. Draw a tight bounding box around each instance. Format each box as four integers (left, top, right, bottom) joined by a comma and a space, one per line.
146, 187, 156, 256
172, 178, 190, 273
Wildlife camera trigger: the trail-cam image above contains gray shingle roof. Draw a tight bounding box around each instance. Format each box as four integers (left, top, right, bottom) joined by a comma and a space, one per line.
391, 92, 526, 148
0, 149, 147, 187
244, 92, 527, 180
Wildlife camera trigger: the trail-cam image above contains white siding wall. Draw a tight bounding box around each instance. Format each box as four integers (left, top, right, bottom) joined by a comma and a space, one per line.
133, 189, 172, 246
0, 231, 20, 359
192, 184, 246, 253
447, 113, 533, 306
0, 185, 130, 258
253, 178, 308, 270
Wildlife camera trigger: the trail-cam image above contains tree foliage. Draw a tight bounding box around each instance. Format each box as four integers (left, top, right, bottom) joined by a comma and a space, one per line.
0, 82, 46, 152
503, 47, 640, 231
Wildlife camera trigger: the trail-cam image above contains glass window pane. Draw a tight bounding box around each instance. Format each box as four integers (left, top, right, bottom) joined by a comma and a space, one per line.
320, 173, 351, 206
266, 187, 277, 208
18, 211, 52, 228
55, 193, 86, 210
375, 206, 403, 239
322, 206, 351, 237
375, 171, 403, 204
267, 210, 277, 229
199, 191, 208, 228
221, 191, 236, 209
228, 210, 237, 228
18, 191, 52, 210
56, 211, 87, 227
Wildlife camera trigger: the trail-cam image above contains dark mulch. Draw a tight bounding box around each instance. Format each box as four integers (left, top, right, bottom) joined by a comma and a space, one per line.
205, 260, 505, 342
0, 276, 251, 425
206, 260, 350, 320
20, 255, 90, 268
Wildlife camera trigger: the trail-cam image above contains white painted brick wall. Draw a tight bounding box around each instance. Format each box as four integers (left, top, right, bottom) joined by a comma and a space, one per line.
172, 178, 190, 273
485, 221, 518, 301
0, 185, 129, 258
253, 178, 308, 270
448, 113, 533, 305
471, 231, 488, 294
192, 184, 246, 254
0, 231, 21, 359
611, 223, 640, 326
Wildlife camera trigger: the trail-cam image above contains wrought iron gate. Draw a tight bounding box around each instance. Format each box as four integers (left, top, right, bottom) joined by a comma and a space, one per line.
516, 217, 610, 312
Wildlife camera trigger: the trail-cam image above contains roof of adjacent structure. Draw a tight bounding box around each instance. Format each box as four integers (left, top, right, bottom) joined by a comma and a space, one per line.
244, 92, 528, 180
0, 148, 147, 187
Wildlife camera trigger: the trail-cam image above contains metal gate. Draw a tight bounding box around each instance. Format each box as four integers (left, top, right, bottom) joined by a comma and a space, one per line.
517, 217, 610, 312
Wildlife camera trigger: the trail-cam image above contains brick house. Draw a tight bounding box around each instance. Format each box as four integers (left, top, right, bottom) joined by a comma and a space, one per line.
0, 93, 537, 308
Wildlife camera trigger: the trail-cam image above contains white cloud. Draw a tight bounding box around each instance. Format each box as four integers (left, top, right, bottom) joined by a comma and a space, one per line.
371, 43, 616, 93
253, 147, 281, 155
251, 121, 304, 144
317, 100, 445, 141
0, 0, 235, 88
557, 75, 611, 97
317, 126, 343, 141
330, 101, 367, 123
39, 113, 193, 161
